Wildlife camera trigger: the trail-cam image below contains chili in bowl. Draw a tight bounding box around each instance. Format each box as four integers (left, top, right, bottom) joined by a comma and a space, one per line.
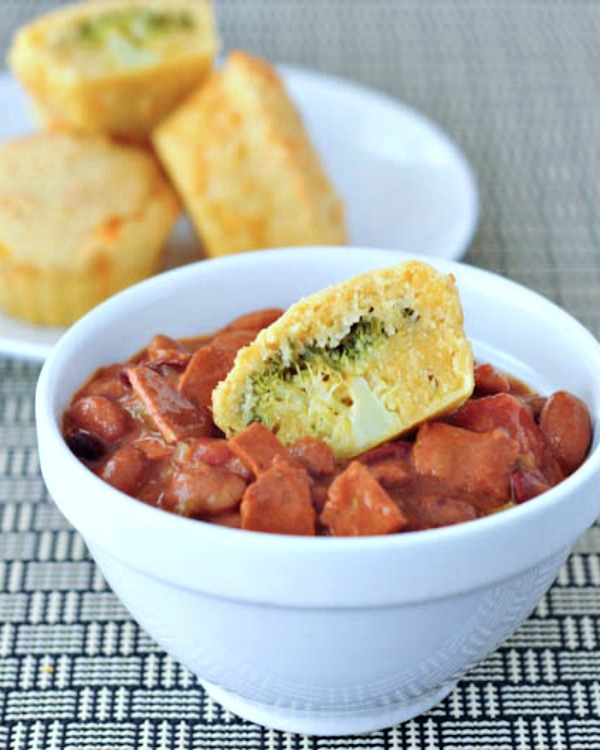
36, 246, 600, 735
61, 308, 591, 536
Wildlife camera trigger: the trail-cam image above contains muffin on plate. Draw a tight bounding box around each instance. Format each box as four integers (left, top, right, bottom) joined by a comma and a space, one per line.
0, 132, 180, 326
213, 260, 474, 459
8, 0, 220, 141
153, 50, 346, 258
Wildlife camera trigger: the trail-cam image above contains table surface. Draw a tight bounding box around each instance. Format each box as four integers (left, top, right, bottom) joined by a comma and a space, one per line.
1, 1, 600, 748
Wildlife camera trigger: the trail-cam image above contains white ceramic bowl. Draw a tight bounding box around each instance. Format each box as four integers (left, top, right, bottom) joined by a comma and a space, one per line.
36, 247, 600, 736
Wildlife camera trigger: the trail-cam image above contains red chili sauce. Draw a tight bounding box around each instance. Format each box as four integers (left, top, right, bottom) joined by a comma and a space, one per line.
62, 308, 593, 536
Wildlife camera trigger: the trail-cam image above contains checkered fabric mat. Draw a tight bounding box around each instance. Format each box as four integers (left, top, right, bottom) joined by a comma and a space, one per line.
1, 1, 600, 748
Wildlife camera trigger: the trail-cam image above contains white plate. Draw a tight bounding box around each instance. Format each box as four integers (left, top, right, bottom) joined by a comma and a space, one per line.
0, 66, 478, 361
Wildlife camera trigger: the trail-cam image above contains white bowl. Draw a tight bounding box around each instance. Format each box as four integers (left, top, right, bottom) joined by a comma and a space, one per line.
36, 247, 600, 736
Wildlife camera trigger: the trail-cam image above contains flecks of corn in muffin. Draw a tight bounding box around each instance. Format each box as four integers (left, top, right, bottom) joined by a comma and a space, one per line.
8, 0, 220, 140
212, 260, 474, 459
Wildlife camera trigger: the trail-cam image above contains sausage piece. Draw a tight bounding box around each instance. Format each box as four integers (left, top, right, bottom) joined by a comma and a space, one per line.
540, 391, 592, 475
179, 330, 255, 410
241, 462, 316, 535
127, 365, 212, 444
289, 436, 336, 477
228, 423, 298, 477
320, 462, 407, 536
450, 393, 563, 483
413, 422, 519, 501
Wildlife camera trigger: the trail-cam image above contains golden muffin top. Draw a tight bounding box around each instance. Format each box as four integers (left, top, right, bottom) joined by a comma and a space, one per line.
0, 132, 179, 271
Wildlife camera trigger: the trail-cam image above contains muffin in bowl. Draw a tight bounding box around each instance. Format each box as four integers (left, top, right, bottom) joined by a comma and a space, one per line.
35, 247, 600, 735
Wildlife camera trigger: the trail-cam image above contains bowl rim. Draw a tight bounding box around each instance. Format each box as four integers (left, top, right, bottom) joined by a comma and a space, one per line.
35, 246, 600, 605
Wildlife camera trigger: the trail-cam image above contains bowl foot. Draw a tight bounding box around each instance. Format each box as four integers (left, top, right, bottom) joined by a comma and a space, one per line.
199, 679, 457, 736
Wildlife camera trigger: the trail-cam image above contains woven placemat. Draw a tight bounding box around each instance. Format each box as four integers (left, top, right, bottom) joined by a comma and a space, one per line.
1, 2, 600, 748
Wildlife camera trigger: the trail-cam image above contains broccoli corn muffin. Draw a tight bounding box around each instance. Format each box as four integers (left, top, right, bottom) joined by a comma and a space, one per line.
0, 132, 180, 326
212, 261, 475, 459
8, 0, 219, 141
153, 51, 346, 257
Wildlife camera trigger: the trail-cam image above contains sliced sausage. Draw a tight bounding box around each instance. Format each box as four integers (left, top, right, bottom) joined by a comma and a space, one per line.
178, 330, 254, 411
127, 365, 212, 444
320, 461, 407, 536
241, 462, 316, 535
289, 436, 336, 477
413, 422, 519, 501
228, 423, 298, 477
450, 393, 563, 483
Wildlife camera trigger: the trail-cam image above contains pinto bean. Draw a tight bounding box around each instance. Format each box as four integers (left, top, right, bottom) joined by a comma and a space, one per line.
540, 391, 592, 475
99, 446, 149, 496
164, 465, 246, 517
66, 396, 131, 443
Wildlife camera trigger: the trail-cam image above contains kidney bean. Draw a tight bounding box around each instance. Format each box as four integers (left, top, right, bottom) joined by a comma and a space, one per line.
539, 391, 592, 475
66, 396, 131, 443
65, 430, 105, 462
474, 363, 510, 396
99, 446, 149, 496
511, 468, 551, 503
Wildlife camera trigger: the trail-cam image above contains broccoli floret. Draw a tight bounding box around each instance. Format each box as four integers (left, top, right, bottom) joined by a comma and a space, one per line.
245, 314, 395, 426
74, 9, 195, 45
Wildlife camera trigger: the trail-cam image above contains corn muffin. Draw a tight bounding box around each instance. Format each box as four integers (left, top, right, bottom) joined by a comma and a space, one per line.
153, 51, 346, 257
213, 261, 474, 459
0, 132, 181, 326
8, 0, 219, 141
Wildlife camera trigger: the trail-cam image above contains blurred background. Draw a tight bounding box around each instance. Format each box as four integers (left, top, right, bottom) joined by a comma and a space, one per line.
2, 0, 599, 335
